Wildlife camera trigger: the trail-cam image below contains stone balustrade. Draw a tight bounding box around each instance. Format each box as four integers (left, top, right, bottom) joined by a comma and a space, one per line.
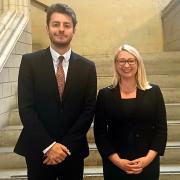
0, 0, 32, 128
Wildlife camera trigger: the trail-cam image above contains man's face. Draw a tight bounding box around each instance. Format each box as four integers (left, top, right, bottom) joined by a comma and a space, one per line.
47, 12, 75, 48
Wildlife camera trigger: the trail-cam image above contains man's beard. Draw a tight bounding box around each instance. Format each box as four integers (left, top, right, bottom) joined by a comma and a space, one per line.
53, 41, 71, 48
50, 35, 73, 48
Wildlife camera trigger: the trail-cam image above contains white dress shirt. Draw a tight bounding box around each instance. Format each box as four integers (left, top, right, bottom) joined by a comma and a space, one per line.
50, 46, 71, 80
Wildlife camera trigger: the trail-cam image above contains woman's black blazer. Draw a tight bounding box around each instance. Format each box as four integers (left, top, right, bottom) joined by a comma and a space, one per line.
94, 84, 167, 159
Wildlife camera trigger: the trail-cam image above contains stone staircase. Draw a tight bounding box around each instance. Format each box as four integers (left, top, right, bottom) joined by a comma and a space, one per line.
0, 52, 180, 179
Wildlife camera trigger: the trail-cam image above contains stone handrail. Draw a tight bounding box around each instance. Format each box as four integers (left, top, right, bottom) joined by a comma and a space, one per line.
0, 0, 29, 72
31, 0, 48, 11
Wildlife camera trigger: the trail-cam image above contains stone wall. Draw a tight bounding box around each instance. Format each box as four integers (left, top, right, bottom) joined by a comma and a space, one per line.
162, 0, 180, 51
0, 22, 32, 128
0, 1, 2, 14
31, 0, 164, 54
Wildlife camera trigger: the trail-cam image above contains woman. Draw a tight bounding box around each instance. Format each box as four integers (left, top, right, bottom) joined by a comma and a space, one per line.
94, 44, 167, 180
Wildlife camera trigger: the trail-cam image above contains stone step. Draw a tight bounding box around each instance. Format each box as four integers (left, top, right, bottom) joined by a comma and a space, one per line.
0, 126, 21, 147
0, 168, 27, 180
89, 51, 180, 63
0, 147, 25, 169
148, 75, 180, 88
8, 109, 22, 126
160, 164, 180, 180
162, 88, 180, 103
97, 74, 180, 90
8, 103, 180, 128
1, 120, 180, 147
84, 165, 180, 180
167, 121, 180, 141
95, 54, 180, 76
0, 142, 179, 169
87, 121, 180, 143
0, 125, 95, 147
142, 59, 180, 75
141, 51, 180, 61
166, 103, 180, 120
97, 85, 180, 103
0, 164, 180, 180
96, 87, 180, 104
85, 142, 180, 166
87, 125, 94, 143
161, 142, 180, 164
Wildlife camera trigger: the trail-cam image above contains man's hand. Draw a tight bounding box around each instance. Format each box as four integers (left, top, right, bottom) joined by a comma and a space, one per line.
43, 143, 71, 165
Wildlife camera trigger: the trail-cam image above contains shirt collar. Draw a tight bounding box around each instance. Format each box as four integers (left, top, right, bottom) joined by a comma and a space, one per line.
50, 46, 71, 63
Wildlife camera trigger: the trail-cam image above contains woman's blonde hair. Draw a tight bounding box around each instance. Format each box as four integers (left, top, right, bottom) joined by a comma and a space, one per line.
112, 44, 151, 90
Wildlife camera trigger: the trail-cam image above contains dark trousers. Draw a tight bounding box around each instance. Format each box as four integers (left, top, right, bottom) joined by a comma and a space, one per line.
103, 156, 160, 180
25, 154, 84, 180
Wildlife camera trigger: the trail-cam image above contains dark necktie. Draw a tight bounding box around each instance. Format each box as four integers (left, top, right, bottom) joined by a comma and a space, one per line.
56, 56, 65, 98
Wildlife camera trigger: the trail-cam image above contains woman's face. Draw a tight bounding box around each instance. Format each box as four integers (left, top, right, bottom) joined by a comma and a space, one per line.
115, 50, 138, 80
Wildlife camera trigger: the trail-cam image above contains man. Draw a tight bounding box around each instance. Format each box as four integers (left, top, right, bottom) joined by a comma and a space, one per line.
14, 3, 97, 180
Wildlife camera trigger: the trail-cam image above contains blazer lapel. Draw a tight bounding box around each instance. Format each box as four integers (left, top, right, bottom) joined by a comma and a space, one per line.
112, 84, 121, 101
133, 88, 146, 119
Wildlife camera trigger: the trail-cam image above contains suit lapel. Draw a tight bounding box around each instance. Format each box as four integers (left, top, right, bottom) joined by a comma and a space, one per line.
40, 50, 82, 103
41, 48, 60, 103
62, 52, 77, 101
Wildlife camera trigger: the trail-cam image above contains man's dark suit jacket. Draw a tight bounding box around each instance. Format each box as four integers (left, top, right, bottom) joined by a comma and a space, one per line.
14, 48, 97, 159
94, 84, 167, 160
